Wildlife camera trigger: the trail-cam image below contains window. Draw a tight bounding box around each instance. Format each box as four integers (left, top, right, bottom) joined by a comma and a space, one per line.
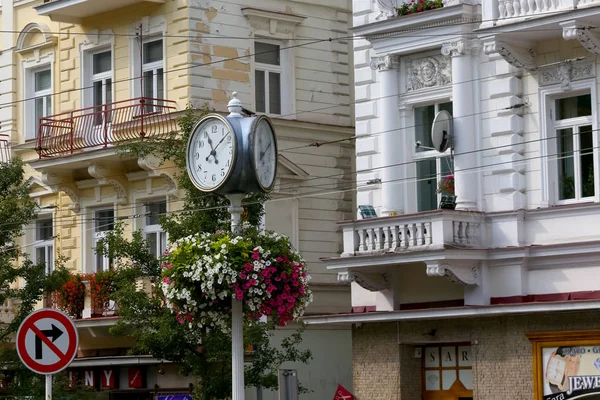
414, 102, 453, 211
88, 50, 112, 126
25, 67, 52, 141
33, 218, 53, 275
423, 345, 472, 396
141, 38, 165, 112
552, 94, 594, 201
93, 209, 114, 272
254, 41, 282, 115
144, 200, 167, 258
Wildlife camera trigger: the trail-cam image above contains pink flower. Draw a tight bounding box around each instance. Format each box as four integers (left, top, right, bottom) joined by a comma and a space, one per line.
240, 272, 247, 279
252, 250, 260, 260
167, 264, 173, 270
245, 263, 253, 272
163, 277, 170, 284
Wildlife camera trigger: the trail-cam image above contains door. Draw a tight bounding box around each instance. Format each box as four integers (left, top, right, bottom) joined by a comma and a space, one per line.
422, 345, 473, 400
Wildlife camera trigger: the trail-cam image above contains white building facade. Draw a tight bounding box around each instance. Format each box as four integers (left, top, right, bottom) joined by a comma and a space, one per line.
305, 1, 600, 399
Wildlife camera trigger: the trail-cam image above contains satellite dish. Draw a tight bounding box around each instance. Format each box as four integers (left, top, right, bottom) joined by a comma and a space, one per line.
431, 110, 453, 153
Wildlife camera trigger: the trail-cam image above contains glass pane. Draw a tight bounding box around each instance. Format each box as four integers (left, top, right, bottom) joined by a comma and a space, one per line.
157, 68, 164, 100
96, 252, 105, 272
441, 157, 453, 178
45, 95, 52, 116
557, 128, 575, 200
439, 102, 453, 114
47, 245, 53, 274
255, 42, 280, 65
442, 369, 457, 391
255, 70, 265, 113
555, 94, 592, 120
458, 346, 472, 367
269, 72, 281, 114
36, 219, 53, 241
146, 232, 158, 257
95, 209, 114, 232
441, 346, 456, 367
93, 51, 111, 74
425, 347, 440, 368
160, 231, 167, 255
93, 81, 103, 107
146, 201, 167, 226
143, 70, 154, 99
35, 69, 51, 91
425, 370, 440, 391
143, 40, 163, 64
106, 79, 112, 123
459, 369, 473, 390
414, 105, 435, 152
35, 247, 46, 265
580, 125, 594, 197
417, 159, 437, 211
35, 98, 44, 131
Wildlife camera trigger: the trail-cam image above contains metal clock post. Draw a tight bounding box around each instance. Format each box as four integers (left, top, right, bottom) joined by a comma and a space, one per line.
186, 92, 278, 400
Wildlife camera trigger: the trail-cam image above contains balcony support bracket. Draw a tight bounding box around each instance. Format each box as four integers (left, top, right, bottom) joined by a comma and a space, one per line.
562, 21, 600, 55
138, 156, 180, 198
483, 36, 537, 71
426, 261, 479, 286
338, 270, 389, 292
88, 164, 128, 205
42, 173, 81, 213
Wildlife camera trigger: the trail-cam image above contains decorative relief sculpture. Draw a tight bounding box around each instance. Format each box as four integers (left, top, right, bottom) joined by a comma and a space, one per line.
538, 60, 595, 90
483, 40, 537, 71
425, 262, 479, 286
406, 55, 451, 91
370, 55, 399, 71
562, 24, 600, 55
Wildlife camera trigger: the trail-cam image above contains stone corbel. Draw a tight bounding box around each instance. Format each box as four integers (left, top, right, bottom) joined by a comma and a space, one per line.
562, 21, 600, 54
338, 270, 389, 292
138, 156, 180, 198
88, 164, 128, 205
483, 37, 537, 71
58, 186, 81, 213
441, 38, 472, 57
370, 55, 399, 71
425, 261, 479, 286
105, 179, 128, 205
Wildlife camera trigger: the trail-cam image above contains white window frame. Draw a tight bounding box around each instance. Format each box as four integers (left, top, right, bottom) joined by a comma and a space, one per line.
91, 207, 115, 273
82, 45, 114, 117
32, 216, 54, 275
142, 199, 168, 258
253, 38, 293, 117
22, 53, 54, 142
411, 100, 453, 212
138, 37, 165, 102
539, 80, 599, 206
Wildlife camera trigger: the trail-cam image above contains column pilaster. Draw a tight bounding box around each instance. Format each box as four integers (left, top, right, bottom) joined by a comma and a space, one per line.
441, 39, 480, 211
370, 55, 404, 216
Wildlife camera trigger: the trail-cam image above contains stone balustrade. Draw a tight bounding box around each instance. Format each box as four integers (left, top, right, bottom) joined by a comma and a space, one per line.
341, 210, 484, 256
492, 0, 600, 24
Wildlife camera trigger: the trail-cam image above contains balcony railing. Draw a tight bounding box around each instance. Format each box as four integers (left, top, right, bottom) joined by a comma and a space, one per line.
36, 97, 178, 158
0, 139, 9, 163
341, 210, 484, 256
494, 0, 600, 24
36, 0, 166, 22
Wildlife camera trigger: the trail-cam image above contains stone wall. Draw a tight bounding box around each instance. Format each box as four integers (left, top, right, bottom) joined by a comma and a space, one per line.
352, 311, 600, 399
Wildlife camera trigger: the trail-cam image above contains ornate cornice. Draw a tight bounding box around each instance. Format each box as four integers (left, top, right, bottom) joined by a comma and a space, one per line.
538, 60, 595, 91
441, 38, 471, 57
338, 270, 389, 292
483, 39, 537, 71
426, 262, 479, 286
370, 55, 399, 71
562, 23, 600, 54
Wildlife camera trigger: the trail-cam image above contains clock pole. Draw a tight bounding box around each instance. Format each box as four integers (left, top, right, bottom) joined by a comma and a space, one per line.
226, 93, 246, 400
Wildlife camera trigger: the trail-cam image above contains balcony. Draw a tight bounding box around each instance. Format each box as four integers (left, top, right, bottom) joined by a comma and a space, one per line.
340, 210, 484, 257
488, 0, 600, 26
35, 0, 166, 23
36, 97, 178, 158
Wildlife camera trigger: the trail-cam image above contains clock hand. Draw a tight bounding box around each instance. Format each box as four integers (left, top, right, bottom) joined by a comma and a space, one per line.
205, 135, 218, 164
260, 141, 272, 161
213, 132, 230, 153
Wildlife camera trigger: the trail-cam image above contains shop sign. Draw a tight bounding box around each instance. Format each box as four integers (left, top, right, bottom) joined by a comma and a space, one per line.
543, 345, 600, 400
101, 368, 115, 389
66, 370, 76, 390
155, 396, 192, 400
84, 369, 94, 387
128, 367, 142, 388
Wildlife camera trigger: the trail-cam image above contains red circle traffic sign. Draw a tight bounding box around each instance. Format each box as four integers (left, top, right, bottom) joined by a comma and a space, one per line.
16, 309, 79, 375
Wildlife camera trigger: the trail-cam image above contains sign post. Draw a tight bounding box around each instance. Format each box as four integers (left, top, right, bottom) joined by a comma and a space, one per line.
16, 309, 79, 400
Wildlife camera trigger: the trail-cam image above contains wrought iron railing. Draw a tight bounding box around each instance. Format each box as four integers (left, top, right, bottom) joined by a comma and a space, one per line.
36, 97, 178, 158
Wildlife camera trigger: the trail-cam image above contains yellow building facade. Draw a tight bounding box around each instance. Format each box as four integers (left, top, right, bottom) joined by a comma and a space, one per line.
0, 0, 355, 398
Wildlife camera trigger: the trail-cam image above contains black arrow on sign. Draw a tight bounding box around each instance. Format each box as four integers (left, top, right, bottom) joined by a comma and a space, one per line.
35, 324, 64, 360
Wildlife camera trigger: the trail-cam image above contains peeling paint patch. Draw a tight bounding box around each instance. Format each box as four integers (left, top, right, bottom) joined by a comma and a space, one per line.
223, 60, 250, 72
212, 68, 249, 83
212, 89, 228, 103
206, 7, 218, 22
213, 46, 239, 59
195, 22, 210, 33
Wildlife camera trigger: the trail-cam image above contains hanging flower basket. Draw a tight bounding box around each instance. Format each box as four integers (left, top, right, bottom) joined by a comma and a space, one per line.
396, 0, 444, 16
161, 229, 312, 332
57, 274, 86, 319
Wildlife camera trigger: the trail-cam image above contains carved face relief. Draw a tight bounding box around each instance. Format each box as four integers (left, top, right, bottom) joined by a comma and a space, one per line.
406, 55, 451, 92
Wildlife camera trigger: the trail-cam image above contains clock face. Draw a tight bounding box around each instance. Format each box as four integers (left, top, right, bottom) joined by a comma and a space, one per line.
253, 118, 277, 191
187, 117, 235, 192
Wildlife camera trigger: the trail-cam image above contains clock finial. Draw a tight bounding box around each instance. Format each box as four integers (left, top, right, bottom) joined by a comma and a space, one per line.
228, 92, 243, 118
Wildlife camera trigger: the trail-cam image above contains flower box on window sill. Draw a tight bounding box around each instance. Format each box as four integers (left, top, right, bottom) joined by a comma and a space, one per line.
439, 195, 456, 210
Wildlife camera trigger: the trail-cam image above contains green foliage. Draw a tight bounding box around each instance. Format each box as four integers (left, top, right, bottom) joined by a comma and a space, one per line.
0, 159, 77, 397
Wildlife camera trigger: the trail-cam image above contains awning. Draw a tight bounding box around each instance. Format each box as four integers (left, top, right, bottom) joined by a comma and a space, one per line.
70, 355, 172, 367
